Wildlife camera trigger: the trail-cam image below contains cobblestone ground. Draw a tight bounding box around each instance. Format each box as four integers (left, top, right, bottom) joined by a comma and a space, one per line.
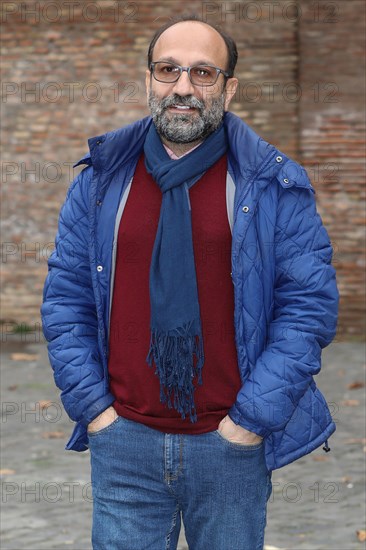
1, 339, 365, 550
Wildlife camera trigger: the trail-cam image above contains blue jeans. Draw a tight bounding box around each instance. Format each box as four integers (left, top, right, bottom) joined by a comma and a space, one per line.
88, 415, 272, 550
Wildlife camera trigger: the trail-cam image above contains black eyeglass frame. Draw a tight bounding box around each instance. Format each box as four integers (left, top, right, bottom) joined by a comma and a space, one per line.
149, 62, 231, 86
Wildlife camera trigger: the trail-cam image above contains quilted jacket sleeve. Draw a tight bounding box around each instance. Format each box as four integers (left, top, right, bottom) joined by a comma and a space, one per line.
41, 167, 115, 427
228, 182, 339, 437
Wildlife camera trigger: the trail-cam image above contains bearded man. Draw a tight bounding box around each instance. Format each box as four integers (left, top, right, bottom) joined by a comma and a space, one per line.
42, 15, 338, 550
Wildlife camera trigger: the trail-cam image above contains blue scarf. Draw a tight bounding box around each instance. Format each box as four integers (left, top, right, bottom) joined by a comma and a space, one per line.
143, 122, 228, 422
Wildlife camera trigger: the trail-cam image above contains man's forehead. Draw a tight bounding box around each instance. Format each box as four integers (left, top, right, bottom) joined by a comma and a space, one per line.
153, 21, 228, 64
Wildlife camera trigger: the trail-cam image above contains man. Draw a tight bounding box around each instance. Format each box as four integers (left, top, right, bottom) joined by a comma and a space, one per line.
41, 15, 338, 550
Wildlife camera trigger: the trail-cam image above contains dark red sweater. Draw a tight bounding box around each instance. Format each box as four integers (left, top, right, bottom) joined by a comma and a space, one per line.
108, 153, 242, 433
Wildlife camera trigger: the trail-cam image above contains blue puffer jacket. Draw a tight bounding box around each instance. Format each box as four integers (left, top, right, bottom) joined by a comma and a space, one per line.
41, 112, 338, 471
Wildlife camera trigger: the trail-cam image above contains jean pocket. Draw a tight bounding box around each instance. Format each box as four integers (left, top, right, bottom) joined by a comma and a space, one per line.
213, 429, 264, 451
87, 415, 121, 438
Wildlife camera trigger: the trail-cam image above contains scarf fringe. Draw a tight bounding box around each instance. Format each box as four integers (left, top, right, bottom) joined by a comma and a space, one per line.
146, 322, 204, 423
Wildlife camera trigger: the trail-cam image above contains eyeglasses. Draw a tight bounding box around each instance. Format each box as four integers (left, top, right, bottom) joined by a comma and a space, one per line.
149, 62, 230, 87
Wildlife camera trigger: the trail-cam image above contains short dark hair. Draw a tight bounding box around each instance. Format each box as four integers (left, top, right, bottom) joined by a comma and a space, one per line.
147, 14, 238, 78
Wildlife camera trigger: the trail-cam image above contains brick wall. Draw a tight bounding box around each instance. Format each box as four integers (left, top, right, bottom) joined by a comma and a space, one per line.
298, 1, 366, 339
1, 0, 365, 339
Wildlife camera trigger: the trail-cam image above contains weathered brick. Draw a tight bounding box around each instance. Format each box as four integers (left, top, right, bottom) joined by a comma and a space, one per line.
1, 0, 364, 338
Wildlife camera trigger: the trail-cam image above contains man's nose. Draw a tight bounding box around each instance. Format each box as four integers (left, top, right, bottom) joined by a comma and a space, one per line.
171, 69, 196, 96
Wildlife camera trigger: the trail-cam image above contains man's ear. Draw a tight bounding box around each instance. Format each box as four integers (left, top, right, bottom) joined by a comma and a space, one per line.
224, 77, 238, 110
145, 69, 151, 101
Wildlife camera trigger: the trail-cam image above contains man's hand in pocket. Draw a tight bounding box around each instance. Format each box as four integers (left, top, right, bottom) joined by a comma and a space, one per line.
218, 415, 263, 445
87, 406, 118, 434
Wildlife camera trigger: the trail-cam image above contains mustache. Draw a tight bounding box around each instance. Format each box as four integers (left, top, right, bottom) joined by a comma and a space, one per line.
160, 94, 204, 111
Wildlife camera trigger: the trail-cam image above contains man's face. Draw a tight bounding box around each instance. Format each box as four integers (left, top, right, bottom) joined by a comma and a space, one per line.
145, 22, 238, 144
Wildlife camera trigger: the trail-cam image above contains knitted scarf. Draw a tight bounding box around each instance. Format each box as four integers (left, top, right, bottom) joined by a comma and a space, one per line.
143, 122, 227, 422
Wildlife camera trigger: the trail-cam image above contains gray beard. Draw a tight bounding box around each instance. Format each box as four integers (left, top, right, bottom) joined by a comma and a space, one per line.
148, 91, 226, 144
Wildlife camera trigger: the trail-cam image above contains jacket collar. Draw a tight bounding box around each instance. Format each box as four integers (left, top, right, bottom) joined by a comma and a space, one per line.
73, 112, 312, 191
74, 112, 272, 173
74, 116, 153, 173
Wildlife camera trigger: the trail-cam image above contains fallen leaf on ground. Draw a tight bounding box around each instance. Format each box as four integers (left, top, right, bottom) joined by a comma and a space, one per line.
345, 438, 366, 444
10, 353, 39, 361
42, 431, 65, 439
340, 399, 360, 406
356, 530, 366, 542
341, 476, 351, 483
312, 455, 329, 462
7, 385, 18, 391
38, 400, 53, 409
0, 469, 16, 475
347, 381, 365, 390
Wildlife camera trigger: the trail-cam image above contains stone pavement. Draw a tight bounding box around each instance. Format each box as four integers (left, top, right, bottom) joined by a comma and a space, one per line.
1, 338, 365, 550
